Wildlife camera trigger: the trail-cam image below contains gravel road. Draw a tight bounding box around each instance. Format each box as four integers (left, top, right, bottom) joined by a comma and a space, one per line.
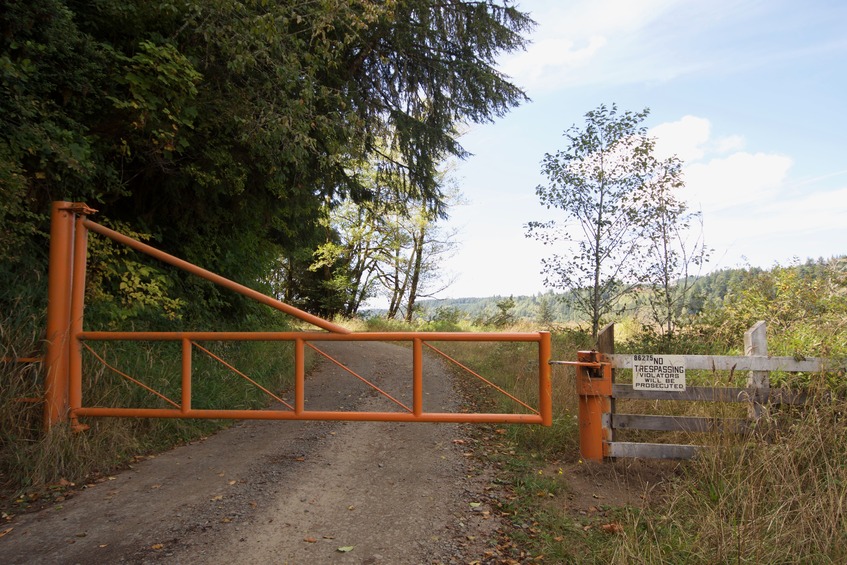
1, 341, 502, 564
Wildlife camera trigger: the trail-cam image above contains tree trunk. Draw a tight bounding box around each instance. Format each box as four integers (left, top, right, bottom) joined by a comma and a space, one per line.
404, 228, 425, 323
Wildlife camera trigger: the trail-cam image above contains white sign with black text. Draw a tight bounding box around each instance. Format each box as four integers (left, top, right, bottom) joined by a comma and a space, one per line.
632, 354, 686, 392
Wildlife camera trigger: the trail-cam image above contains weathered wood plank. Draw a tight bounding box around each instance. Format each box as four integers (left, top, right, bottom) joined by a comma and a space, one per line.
613, 384, 750, 402
596, 323, 616, 444
745, 321, 769, 419
612, 383, 809, 404
608, 442, 699, 460
605, 354, 823, 373
611, 413, 748, 433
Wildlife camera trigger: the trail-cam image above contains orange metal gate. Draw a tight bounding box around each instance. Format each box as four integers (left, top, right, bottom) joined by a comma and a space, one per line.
42, 202, 552, 430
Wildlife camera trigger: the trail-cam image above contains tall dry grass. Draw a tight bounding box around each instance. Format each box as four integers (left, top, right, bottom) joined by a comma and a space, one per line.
611, 390, 847, 564
432, 325, 592, 458
1, 306, 296, 495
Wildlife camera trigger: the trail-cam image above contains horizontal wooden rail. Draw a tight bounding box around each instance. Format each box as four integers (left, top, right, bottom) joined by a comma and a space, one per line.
609, 413, 749, 434
606, 353, 824, 372
612, 383, 810, 405
608, 442, 700, 460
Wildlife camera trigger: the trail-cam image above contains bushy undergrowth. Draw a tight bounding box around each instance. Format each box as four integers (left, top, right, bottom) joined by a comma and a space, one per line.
435, 293, 847, 564
1, 277, 297, 497
1, 337, 295, 494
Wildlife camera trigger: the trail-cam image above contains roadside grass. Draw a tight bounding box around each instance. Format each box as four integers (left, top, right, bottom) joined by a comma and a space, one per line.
441, 325, 628, 562
445, 325, 847, 564
612, 392, 847, 564
1, 315, 299, 508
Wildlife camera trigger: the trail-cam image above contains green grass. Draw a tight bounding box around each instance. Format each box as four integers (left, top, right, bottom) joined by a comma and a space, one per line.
1, 329, 299, 502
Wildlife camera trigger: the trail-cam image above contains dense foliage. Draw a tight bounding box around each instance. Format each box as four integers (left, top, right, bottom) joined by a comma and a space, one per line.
1, 0, 532, 324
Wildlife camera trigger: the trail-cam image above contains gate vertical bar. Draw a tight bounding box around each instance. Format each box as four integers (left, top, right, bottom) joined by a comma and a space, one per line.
295, 338, 305, 415
44, 202, 75, 430
181, 338, 192, 413
413, 338, 423, 417
539, 331, 552, 426
68, 211, 89, 423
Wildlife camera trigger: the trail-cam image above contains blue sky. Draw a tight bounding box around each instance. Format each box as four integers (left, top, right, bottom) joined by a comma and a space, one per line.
435, 0, 847, 300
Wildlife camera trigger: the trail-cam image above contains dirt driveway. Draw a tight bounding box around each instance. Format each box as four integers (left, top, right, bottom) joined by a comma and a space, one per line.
1, 341, 502, 564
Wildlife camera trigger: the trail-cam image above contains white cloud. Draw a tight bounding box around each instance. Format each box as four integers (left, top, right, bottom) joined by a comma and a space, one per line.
713, 135, 745, 154
700, 183, 847, 271
650, 116, 711, 162
505, 35, 607, 85
683, 151, 793, 212
503, 0, 709, 91
650, 117, 749, 164
646, 115, 817, 270
649, 116, 793, 212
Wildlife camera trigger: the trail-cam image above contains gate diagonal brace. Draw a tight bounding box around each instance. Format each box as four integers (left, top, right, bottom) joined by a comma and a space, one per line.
305, 343, 412, 413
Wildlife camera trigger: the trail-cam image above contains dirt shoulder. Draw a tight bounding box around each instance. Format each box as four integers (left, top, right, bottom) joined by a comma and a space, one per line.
1, 341, 502, 564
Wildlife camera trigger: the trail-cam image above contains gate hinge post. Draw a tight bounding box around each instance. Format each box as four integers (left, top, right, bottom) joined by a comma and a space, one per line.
576, 350, 613, 462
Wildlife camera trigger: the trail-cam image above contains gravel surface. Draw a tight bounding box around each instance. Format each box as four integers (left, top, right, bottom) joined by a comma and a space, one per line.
1, 341, 503, 564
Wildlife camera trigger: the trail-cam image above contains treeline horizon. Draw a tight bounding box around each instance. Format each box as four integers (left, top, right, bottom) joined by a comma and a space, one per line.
402, 255, 847, 326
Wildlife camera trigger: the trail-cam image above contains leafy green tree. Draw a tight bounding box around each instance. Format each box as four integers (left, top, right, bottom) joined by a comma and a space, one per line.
2, 0, 532, 325
380, 196, 459, 321
487, 295, 516, 328
527, 104, 663, 338
536, 293, 556, 327
702, 261, 847, 359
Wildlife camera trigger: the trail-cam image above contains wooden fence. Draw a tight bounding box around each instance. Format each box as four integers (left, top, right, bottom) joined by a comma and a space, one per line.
560, 321, 836, 461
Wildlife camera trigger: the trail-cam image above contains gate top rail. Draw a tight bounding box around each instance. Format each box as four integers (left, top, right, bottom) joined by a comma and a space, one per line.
78, 331, 546, 342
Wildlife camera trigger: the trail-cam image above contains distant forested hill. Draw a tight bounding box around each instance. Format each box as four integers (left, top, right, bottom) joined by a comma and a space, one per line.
412, 257, 845, 324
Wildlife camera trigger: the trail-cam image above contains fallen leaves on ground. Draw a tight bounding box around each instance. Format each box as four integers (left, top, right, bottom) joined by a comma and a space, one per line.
599, 522, 623, 534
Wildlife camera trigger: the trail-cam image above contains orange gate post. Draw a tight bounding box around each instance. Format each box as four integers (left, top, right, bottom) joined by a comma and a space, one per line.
576, 351, 612, 461
68, 207, 91, 430
539, 331, 552, 426
44, 202, 75, 430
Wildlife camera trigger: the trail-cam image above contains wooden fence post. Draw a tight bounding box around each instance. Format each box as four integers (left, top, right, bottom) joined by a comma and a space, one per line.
744, 321, 768, 419
596, 323, 615, 446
